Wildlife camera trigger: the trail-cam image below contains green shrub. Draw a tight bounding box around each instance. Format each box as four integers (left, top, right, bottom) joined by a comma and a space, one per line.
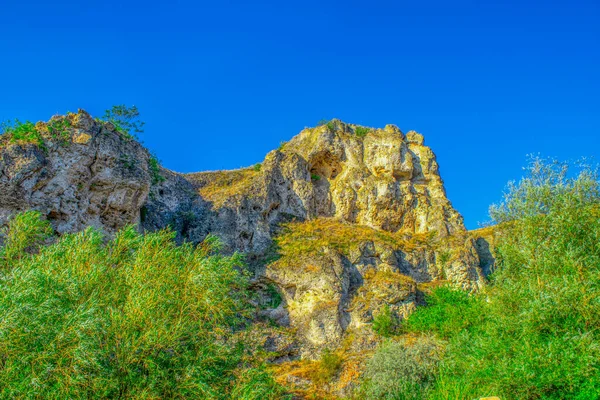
311, 173, 320, 181
402, 286, 483, 339
253, 163, 262, 172
354, 126, 370, 138
326, 121, 335, 132
313, 349, 343, 384
0, 212, 279, 399
359, 339, 442, 400
47, 117, 72, 144
148, 154, 165, 185
372, 304, 399, 337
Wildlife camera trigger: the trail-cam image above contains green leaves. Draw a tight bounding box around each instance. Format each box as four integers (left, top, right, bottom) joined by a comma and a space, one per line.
103, 104, 145, 139
0, 212, 284, 399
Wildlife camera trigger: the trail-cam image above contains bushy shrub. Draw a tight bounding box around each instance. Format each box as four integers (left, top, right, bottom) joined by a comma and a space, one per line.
359, 339, 442, 400
148, 154, 165, 185
402, 286, 483, 339
0, 212, 284, 399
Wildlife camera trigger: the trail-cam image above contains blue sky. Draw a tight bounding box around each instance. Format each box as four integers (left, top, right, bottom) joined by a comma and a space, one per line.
1, 0, 598, 228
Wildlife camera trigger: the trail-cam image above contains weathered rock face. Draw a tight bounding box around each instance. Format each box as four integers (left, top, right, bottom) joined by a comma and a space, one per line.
0, 111, 490, 359
0, 111, 152, 234
185, 120, 467, 255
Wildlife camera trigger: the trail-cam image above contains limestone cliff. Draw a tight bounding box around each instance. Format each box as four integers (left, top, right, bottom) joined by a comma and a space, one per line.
0, 110, 491, 362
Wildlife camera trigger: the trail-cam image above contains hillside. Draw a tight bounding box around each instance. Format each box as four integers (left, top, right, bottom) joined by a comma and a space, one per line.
0, 110, 499, 397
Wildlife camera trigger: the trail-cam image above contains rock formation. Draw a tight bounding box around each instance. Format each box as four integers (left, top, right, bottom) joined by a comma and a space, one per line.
0, 110, 491, 360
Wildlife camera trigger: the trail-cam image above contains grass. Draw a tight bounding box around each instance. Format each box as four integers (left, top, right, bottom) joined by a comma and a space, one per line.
0, 211, 287, 399
191, 167, 260, 207
272, 218, 430, 265
272, 349, 344, 398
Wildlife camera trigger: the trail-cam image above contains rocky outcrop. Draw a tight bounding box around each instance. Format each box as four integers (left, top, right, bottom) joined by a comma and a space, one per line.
0, 111, 153, 234
184, 120, 467, 255
0, 111, 489, 359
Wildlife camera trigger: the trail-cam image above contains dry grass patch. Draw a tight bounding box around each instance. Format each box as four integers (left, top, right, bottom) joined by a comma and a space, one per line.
273, 218, 431, 262
190, 167, 260, 207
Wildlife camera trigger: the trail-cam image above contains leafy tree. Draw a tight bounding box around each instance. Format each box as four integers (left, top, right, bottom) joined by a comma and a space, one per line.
103, 104, 145, 138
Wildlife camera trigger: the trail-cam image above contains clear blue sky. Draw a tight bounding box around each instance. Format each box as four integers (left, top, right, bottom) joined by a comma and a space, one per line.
1, 0, 598, 228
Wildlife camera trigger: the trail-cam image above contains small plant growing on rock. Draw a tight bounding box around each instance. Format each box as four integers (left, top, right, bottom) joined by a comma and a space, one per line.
326, 121, 335, 132
253, 163, 262, 172
372, 304, 399, 337
47, 118, 72, 144
354, 126, 370, 138
313, 349, 343, 384
311, 173, 320, 181
2, 120, 45, 149
148, 154, 165, 185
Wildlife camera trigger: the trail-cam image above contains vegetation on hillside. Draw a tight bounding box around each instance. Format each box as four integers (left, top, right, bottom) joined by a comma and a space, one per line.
190, 167, 261, 207
273, 218, 431, 262
0, 116, 74, 151
0, 212, 288, 399
362, 157, 600, 399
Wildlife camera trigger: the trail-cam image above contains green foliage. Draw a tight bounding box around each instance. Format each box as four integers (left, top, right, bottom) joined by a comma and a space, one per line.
354, 126, 370, 138
1, 119, 45, 149
230, 366, 291, 400
326, 121, 335, 132
0, 212, 281, 399
402, 158, 600, 399
311, 173, 320, 181
0, 211, 53, 267
359, 339, 442, 400
372, 304, 399, 337
314, 349, 343, 384
148, 154, 165, 185
1, 115, 74, 150
253, 163, 262, 172
264, 282, 282, 309
402, 286, 483, 339
47, 117, 72, 144
103, 104, 145, 139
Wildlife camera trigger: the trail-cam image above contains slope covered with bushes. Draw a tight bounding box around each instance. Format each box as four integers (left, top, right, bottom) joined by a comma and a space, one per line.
0, 212, 287, 399
362, 158, 600, 399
